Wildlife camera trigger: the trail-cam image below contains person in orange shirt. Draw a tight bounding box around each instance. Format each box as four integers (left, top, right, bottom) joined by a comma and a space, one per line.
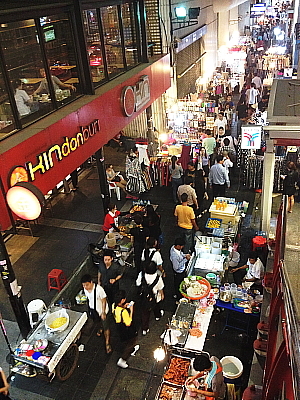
174, 193, 199, 253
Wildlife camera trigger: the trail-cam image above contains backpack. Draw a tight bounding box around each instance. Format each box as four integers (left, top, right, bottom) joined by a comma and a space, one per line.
140, 272, 159, 311
141, 248, 156, 272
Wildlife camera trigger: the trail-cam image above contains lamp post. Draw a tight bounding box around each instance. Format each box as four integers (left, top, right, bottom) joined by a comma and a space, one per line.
0, 232, 31, 339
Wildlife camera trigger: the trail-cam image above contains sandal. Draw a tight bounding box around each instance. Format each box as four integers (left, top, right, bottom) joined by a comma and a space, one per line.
96, 329, 103, 337
106, 344, 112, 354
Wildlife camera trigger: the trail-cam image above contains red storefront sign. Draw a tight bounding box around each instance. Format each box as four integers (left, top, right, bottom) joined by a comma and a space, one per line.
0, 55, 171, 230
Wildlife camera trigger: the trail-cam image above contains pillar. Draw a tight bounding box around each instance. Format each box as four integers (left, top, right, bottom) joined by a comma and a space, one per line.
261, 140, 275, 236
95, 148, 110, 211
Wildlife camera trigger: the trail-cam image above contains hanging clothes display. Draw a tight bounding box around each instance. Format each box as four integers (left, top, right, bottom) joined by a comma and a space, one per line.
178, 143, 191, 170
149, 158, 171, 187
125, 153, 146, 194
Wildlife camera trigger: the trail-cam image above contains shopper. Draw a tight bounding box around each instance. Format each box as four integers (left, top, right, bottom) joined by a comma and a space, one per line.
213, 113, 228, 137
169, 155, 183, 203
81, 274, 112, 354
245, 83, 259, 106
231, 251, 264, 288
186, 353, 226, 400
185, 162, 207, 210
136, 261, 164, 335
0, 367, 11, 400
282, 161, 299, 213
141, 237, 164, 276
174, 193, 199, 253
208, 155, 230, 198
143, 204, 161, 241
98, 249, 123, 306
177, 176, 198, 210
130, 214, 150, 272
202, 130, 216, 165
252, 72, 263, 93
197, 147, 210, 190
113, 290, 139, 368
170, 237, 191, 299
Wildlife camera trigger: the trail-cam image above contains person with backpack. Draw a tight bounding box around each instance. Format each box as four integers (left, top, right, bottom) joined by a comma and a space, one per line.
141, 237, 165, 276
136, 261, 164, 336
112, 290, 139, 369
130, 214, 150, 272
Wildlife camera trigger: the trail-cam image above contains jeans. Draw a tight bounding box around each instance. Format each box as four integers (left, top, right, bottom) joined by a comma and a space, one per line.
178, 227, 194, 253
171, 177, 182, 203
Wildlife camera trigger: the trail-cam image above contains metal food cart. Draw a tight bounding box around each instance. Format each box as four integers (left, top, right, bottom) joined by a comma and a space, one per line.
11, 309, 87, 381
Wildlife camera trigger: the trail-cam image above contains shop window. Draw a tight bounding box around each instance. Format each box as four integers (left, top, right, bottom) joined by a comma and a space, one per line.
100, 6, 125, 77
0, 67, 16, 140
40, 14, 80, 106
122, 3, 140, 68
82, 9, 106, 88
0, 19, 55, 126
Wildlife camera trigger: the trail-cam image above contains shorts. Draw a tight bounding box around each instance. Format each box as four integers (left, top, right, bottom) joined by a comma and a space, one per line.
203, 165, 209, 177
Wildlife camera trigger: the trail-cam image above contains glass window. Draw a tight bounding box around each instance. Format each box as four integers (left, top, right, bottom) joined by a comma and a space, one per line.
122, 4, 140, 68
0, 19, 54, 126
101, 6, 125, 78
40, 14, 80, 106
0, 67, 16, 140
82, 9, 105, 87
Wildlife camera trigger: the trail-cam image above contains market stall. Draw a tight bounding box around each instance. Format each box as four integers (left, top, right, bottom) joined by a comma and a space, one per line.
11, 307, 87, 381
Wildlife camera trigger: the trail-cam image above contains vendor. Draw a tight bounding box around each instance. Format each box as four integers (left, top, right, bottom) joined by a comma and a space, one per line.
186, 354, 226, 400
102, 203, 121, 235
231, 251, 264, 289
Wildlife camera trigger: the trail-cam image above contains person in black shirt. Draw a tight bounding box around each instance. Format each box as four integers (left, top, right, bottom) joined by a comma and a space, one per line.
184, 162, 207, 212
130, 214, 150, 272
282, 161, 299, 213
142, 205, 161, 241
98, 249, 123, 306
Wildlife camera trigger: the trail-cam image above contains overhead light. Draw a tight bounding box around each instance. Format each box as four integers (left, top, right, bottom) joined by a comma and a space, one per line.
154, 346, 166, 362
175, 6, 187, 19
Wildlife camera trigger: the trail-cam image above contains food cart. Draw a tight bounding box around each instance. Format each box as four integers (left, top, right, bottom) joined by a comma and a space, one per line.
11, 307, 87, 381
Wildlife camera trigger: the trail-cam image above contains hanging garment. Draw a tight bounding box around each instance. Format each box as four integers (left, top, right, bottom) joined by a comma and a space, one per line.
125, 154, 146, 194
137, 144, 150, 166
178, 143, 191, 170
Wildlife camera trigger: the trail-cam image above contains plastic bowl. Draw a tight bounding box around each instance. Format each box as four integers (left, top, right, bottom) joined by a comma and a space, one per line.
180, 277, 211, 300
220, 356, 243, 379
45, 309, 69, 333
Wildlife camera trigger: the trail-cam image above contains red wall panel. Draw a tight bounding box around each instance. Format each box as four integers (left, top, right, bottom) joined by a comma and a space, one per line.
0, 55, 171, 230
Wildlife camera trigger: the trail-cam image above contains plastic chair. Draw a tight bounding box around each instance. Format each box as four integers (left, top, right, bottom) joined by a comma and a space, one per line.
27, 299, 47, 327
47, 269, 68, 291
108, 182, 121, 200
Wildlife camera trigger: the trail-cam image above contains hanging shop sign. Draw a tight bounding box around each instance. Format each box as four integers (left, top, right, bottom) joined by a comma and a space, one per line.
8, 120, 100, 184
241, 126, 262, 149
122, 75, 151, 117
6, 182, 45, 220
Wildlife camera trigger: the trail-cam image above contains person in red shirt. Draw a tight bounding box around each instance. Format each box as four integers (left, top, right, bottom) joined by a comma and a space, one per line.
102, 204, 121, 235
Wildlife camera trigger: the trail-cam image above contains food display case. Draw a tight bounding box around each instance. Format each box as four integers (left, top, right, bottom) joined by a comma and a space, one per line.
11, 308, 87, 381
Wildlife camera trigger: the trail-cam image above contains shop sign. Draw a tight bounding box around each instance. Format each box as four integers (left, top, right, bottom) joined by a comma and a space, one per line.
241, 126, 262, 149
6, 182, 45, 220
122, 75, 150, 117
8, 119, 100, 183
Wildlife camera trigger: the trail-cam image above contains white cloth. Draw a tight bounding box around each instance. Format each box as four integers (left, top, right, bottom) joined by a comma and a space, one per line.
83, 283, 109, 315
136, 144, 150, 166
141, 248, 163, 266
136, 272, 164, 302
14, 89, 31, 116
228, 251, 240, 267
214, 117, 227, 131
245, 258, 264, 280
223, 158, 233, 172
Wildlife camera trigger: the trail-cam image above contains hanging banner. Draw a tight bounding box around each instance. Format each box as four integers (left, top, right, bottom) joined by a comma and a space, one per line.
241, 126, 262, 149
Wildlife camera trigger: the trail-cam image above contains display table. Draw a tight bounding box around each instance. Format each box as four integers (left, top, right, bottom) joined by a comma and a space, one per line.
120, 200, 158, 213
216, 299, 260, 337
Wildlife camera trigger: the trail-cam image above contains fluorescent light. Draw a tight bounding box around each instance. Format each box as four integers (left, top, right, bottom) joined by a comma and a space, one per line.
175, 6, 187, 19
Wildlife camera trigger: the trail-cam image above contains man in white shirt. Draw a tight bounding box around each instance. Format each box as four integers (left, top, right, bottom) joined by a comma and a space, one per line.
246, 83, 259, 106
213, 113, 228, 137
231, 252, 264, 288
81, 274, 112, 354
252, 73, 263, 93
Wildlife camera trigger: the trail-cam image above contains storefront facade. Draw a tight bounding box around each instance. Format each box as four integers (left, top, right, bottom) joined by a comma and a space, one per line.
0, 55, 171, 230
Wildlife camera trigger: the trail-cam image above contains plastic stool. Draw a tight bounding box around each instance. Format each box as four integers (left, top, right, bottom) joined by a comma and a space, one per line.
252, 236, 267, 252
47, 269, 67, 291
27, 299, 47, 327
